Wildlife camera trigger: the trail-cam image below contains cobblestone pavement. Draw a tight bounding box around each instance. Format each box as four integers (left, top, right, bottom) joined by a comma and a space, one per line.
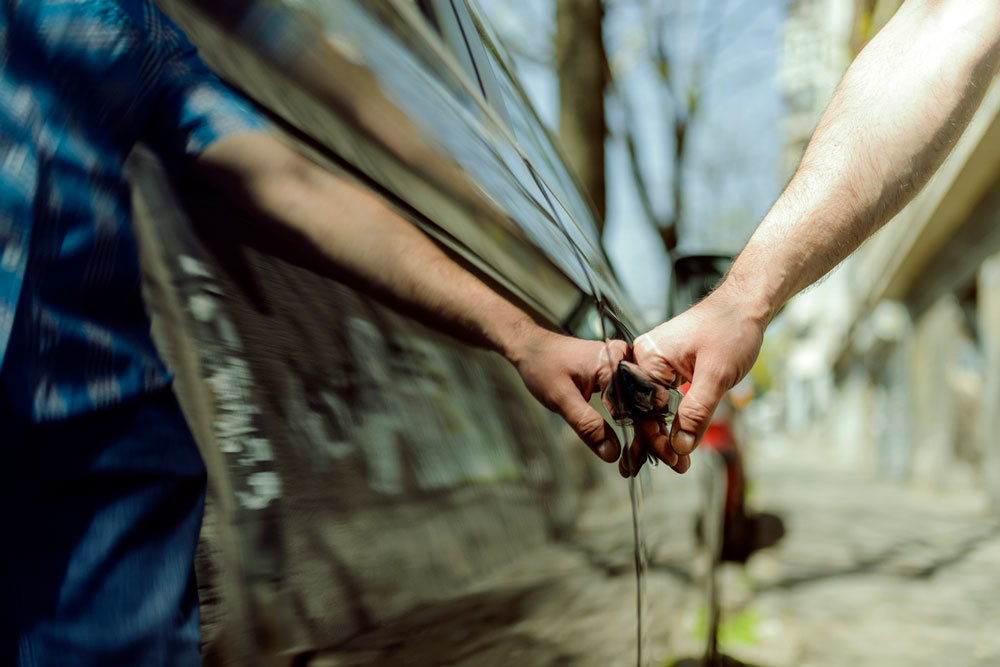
308, 467, 711, 667
309, 450, 1000, 667
714, 449, 1000, 667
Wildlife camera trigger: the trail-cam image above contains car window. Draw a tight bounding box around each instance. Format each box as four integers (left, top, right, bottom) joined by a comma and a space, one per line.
463, 1, 602, 247
423, 0, 640, 337
271, 0, 636, 331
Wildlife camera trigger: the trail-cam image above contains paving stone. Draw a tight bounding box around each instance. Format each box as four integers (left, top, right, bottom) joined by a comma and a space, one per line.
719, 456, 1000, 667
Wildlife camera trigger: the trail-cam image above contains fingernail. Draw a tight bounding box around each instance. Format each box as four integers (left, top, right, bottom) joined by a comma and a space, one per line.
672, 430, 697, 455
629, 443, 644, 475
657, 424, 677, 465
599, 439, 619, 462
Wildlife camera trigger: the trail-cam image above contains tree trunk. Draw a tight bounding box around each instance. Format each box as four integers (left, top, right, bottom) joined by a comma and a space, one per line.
555, 0, 608, 228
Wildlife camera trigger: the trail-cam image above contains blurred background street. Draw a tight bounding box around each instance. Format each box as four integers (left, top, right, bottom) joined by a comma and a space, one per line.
704, 442, 1000, 667
473, 0, 1000, 657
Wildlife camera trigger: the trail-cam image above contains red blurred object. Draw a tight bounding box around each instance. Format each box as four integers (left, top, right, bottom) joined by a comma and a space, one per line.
681, 382, 752, 561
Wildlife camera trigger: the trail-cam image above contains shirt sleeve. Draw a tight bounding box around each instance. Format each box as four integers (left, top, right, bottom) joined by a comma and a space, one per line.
139, 2, 269, 168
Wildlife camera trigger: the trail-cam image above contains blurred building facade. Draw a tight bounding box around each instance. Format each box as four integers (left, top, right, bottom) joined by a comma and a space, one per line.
778, 1, 1000, 505
778, 0, 853, 176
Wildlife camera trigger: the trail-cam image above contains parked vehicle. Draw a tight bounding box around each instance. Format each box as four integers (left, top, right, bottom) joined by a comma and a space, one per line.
132, 1, 712, 664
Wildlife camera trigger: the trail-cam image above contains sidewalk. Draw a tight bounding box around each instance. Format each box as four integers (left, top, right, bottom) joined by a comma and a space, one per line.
712, 450, 1000, 667
304, 449, 1000, 666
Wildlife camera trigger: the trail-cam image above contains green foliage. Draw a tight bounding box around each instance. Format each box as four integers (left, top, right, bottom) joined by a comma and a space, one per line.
691, 604, 761, 647
718, 608, 760, 646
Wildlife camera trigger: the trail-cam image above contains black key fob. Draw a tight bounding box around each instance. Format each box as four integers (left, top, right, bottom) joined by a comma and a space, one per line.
604, 360, 681, 427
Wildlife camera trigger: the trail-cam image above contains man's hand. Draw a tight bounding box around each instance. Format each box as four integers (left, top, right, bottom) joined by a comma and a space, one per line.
631, 287, 765, 470
196, 132, 633, 463
625, 0, 1000, 475
506, 330, 628, 463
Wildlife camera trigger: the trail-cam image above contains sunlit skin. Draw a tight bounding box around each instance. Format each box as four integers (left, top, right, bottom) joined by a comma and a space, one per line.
632, 0, 1000, 472
196, 133, 628, 463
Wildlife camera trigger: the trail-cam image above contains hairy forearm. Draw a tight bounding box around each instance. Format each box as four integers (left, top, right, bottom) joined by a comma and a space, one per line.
199, 134, 543, 361
723, 0, 1000, 323
197, 134, 632, 462
280, 168, 537, 355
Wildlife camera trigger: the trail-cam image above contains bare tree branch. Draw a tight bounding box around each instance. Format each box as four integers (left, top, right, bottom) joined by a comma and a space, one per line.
555, 0, 609, 225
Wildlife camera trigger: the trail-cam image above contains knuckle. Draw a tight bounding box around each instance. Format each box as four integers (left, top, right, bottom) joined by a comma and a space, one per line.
698, 358, 739, 390
548, 385, 579, 415
607, 339, 628, 362
571, 408, 605, 440
632, 334, 657, 362
680, 395, 716, 425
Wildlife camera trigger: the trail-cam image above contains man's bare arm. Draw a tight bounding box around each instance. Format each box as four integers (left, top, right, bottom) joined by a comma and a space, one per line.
195, 133, 626, 463
632, 0, 1000, 467
731, 0, 1000, 321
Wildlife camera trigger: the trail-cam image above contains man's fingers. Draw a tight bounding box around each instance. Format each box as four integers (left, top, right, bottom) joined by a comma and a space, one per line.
557, 388, 621, 462
633, 332, 687, 388
670, 367, 728, 455
619, 436, 647, 478
635, 418, 677, 467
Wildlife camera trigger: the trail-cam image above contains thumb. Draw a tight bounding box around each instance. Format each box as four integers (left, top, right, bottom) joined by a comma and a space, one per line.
670, 366, 728, 455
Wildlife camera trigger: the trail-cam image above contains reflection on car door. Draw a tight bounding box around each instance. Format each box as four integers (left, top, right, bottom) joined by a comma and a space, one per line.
130, 1, 710, 665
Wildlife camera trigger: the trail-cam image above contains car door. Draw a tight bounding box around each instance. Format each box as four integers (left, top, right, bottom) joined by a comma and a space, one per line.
133, 1, 711, 665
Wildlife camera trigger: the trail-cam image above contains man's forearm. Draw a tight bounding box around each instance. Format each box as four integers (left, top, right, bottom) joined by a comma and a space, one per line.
722, 0, 1000, 322
301, 178, 541, 360
223, 136, 542, 360
196, 133, 631, 462
631, 0, 1000, 467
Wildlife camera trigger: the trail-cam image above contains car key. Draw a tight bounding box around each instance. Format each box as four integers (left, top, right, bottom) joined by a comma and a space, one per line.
604, 359, 682, 427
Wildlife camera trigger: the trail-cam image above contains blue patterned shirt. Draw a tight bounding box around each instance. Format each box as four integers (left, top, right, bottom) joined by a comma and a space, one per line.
0, 0, 267, 421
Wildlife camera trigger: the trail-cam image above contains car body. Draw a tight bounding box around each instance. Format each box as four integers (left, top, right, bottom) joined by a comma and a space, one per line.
130, 1, 713, 664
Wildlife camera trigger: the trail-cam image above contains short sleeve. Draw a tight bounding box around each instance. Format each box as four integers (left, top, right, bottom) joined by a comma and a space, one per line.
139, 3, 269, 169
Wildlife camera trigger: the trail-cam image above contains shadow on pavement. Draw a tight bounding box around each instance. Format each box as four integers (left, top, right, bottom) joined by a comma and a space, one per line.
671, 655, 764, 667
300, 585, 577, 667
756, 522, 1000, 592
